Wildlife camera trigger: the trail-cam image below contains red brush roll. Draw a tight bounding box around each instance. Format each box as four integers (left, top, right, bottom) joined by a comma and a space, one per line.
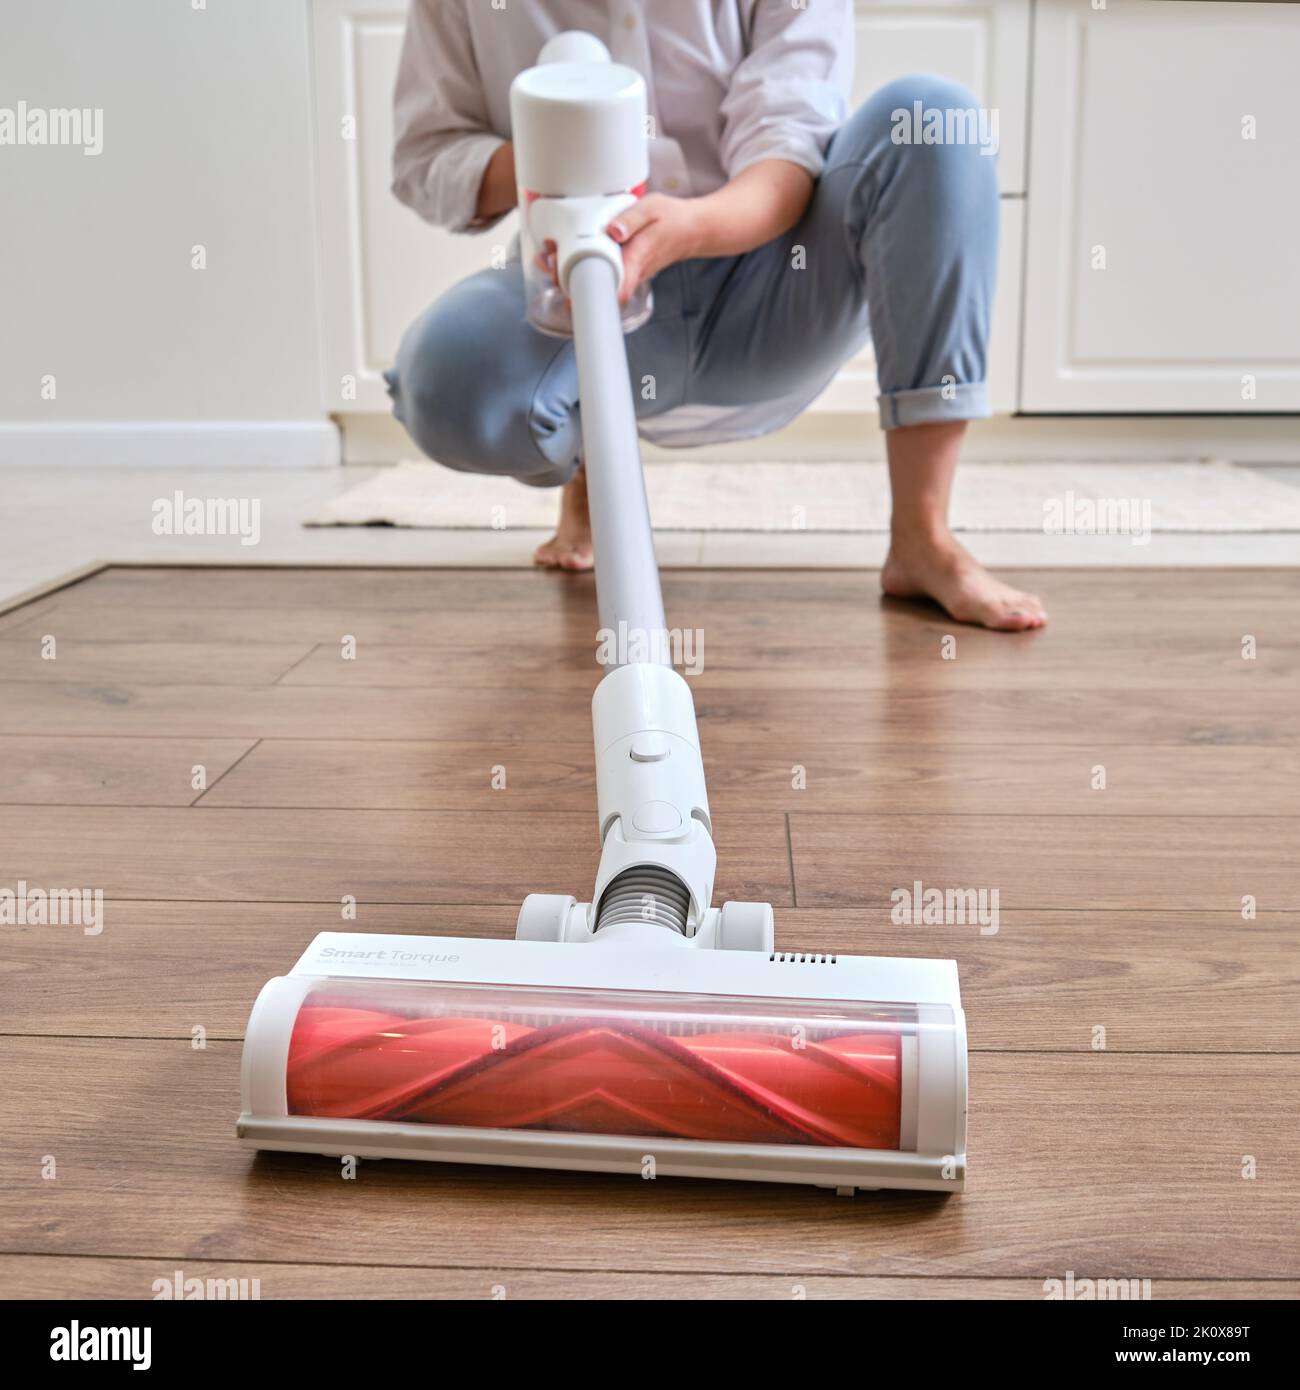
286, 982, 905, 1151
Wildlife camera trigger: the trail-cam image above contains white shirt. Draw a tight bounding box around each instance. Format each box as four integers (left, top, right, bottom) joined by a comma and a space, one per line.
393, 0, 854, 234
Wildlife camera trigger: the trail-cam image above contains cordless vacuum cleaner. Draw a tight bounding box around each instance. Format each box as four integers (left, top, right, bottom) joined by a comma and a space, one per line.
238, 33, 967, 1194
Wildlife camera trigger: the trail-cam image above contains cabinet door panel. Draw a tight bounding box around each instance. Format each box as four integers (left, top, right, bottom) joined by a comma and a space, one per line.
1022, 0, 1300, 412
314, 2, 515, 410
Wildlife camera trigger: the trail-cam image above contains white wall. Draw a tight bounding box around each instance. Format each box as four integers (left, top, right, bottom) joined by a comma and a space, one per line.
0, 0, 332, 462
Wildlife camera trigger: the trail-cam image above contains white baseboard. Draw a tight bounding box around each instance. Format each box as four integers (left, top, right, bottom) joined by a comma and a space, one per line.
0, 420, 341, 469
340, 411, 1300, 467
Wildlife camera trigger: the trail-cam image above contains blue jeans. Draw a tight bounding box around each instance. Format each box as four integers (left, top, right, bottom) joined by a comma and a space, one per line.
387, 74, 999, 488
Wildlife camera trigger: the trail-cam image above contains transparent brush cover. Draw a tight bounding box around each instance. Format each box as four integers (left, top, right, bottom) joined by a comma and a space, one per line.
285, 977, 935, 1152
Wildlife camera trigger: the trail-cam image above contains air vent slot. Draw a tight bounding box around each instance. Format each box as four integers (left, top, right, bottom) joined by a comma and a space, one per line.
768, 951, 838, 965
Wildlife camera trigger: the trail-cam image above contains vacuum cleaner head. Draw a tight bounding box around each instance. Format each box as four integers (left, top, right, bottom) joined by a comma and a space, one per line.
239, 932, 966, 1193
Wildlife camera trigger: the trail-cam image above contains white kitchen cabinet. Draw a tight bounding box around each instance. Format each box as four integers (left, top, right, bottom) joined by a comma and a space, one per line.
312, 1, 515, 412
312, 0, 1031, 418
1021, 0, 1300, 412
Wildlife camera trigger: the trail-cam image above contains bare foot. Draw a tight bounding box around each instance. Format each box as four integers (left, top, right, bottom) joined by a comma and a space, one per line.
533, 468, 594, 571
882, 528, 1047, 631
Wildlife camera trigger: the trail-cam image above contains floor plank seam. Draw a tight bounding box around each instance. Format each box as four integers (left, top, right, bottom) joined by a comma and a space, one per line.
270, 644, 323, 686
189, 739, 262, 806
783, 811, 798, 907
10, 803, 1300, 821
8, 681, 1300, 695
3, 728, 1294, 750
2, 1252, 1296, 1282
2, 736, 1299, 747
8, 895, 1299, 917
8, 803, 1300, 819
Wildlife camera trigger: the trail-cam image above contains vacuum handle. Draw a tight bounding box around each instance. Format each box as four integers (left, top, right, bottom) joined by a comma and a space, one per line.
567, 252, 669, 666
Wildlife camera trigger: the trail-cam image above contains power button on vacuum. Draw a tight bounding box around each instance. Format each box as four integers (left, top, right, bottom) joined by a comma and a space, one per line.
629, 734, 670, 762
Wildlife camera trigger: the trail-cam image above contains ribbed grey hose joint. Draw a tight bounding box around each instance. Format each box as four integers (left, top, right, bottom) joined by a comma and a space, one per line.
595, 865, 691, 936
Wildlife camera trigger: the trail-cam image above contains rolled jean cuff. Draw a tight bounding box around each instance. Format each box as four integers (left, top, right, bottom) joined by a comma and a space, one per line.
877, 381, 991, 430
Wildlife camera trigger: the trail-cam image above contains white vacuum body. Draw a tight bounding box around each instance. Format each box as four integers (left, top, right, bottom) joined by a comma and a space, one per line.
237, 33, 969, 1195
510, 32, 653, 335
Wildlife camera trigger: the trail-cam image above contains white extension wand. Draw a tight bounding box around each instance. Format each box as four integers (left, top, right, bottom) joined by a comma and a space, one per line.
511, 30, 739, 954
237, 34, 968, 1194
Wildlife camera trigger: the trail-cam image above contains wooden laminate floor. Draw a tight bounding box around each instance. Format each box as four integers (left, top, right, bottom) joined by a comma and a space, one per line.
1, 564, 1297, 1300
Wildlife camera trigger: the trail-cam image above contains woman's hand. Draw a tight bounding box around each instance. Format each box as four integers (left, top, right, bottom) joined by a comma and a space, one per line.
606, 194, 703, 304
606, 160, 814, 304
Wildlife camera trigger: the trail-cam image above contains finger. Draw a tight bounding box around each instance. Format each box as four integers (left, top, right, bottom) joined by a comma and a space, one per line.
608, 200, 657, 244
618, 243, 658, 305
535, 239, 559, 286
617, 257, 641, 305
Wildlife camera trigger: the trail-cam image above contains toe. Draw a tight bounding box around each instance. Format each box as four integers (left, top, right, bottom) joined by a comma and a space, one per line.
1011, 592, 1048, 627
535, 538, 593, 572
557, 547, 593, 572
991, 596, 1047, 631
533, 538, 574, 569
951, 587, 1047, 632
